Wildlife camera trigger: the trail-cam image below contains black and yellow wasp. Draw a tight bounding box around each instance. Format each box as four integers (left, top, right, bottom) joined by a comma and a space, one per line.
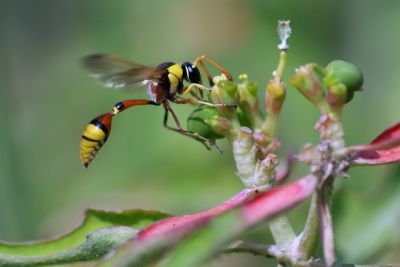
79, 54, 233, 168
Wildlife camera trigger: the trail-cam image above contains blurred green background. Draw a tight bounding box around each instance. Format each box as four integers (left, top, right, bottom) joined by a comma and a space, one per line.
1, 0, 400, 265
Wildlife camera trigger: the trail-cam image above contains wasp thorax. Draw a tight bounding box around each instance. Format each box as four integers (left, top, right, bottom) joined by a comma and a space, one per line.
182, 62, 201, 84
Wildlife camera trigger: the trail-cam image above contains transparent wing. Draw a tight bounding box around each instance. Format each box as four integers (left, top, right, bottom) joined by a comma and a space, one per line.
82, 54, 165, 89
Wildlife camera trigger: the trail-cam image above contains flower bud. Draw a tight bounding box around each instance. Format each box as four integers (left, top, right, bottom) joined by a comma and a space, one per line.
237, 74, 263, 128
290, 64, 329, 113
187, 106, 224, 140
290, 64, 325, 102
236, 107, 252, 128
210, 75, 238, 117
324, 60, 364, 103
265, 80, 286, 115
204, 115, 233, 138
261, 79, 286, 138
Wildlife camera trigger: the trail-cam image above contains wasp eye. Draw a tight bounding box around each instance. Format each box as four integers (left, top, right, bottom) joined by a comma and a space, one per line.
182, 62, 201, 84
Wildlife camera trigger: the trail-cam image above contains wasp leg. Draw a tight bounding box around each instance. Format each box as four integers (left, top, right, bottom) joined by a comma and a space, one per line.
80, 99, 158, 168
175, 97, 237, 109
162, 101, 223, 152
193, 55, 233, 86
181, 83, 212, 97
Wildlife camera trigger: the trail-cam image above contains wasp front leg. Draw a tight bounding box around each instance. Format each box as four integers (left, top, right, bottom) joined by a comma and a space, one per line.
175, 96, 237, 109
181, 83, 211, 99
80, 99, 157, 168
193, 55, 233, 86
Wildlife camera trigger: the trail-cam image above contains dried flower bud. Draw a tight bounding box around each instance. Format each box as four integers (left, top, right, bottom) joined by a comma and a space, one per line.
290, 64, 329, 113
290, 64, 325, 102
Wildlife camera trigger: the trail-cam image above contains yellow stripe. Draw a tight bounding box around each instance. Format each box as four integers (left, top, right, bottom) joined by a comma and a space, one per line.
167, 64, 183, 93
83, 124, 106, 141
167, 64, 183, 80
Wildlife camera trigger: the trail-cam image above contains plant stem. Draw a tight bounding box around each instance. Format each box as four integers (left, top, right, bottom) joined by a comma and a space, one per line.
224, 241, 323, 267
275, 51, 288, 80
317, 178, 336, 267
292, 194, 319, 260
268, 216, 296, 249
264, 21, 296, 256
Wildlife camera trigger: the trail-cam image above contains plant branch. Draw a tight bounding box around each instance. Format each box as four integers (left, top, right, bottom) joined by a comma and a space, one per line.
291, 193, 319, 260
224, 241, 323, 267
317, 178, 336, 267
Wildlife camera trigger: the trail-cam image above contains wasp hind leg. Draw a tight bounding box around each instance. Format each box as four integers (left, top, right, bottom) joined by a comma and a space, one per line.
80, 99, 158, 168
162, 101, 223, 153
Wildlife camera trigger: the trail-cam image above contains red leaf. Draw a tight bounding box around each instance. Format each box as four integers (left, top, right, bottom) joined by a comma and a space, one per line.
352, 121, 400, 165
137, 188, 260, 241
137, 175, 317, 242
242, 175, 316, 225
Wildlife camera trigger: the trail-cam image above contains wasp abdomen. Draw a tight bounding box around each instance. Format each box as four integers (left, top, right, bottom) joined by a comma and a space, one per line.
80, 113, 113, 168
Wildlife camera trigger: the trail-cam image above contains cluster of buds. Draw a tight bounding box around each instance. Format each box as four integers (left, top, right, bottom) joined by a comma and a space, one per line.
187, 73, 277, 188
290, 59, 364, 117
186, 21, 291, 189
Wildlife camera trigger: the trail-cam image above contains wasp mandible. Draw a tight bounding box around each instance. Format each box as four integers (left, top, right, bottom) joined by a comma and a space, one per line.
79, 54, 234, 168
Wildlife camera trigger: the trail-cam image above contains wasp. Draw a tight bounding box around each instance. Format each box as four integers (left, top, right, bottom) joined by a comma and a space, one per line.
79, 54, 234, 168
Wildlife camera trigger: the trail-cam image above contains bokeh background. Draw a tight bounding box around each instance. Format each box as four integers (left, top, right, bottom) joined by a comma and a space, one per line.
1, 0, 400, 265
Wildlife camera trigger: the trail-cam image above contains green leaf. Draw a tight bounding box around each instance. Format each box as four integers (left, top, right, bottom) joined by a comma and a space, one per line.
0, 227, 136, 267
0, 209, 169, 266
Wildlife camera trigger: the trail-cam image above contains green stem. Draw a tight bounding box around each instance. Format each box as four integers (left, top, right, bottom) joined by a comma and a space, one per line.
224, 241, 323, 267
292, 194, 319, 259
318, 178, 336, 267
262, 113, 278, 138
275, 51, 288, 80
264, 29, 296, 254
268, 216, 296, 250
315, 99, 331, 115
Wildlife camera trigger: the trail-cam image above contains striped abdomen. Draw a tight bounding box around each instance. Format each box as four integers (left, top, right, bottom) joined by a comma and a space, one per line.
80, 113, 112, 168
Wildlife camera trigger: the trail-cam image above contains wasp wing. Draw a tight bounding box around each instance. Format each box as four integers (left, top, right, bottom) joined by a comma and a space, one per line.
82, 54, 164, 89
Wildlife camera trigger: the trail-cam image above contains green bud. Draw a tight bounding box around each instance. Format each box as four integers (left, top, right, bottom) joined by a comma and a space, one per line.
237, 74, 263, 129
187, 106, 224, 140
325, 60, 364, 102
218, 79, 237, 96
239, 74, 258, 96
236, 106, 252, 128
210, 75, 238, 117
